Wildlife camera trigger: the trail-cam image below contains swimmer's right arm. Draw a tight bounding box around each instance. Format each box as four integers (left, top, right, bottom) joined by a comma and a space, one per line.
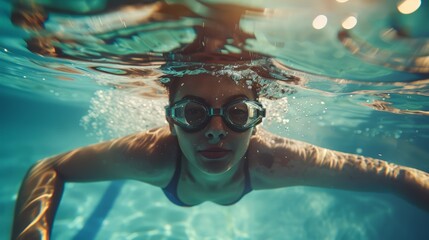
11, 158, 64, 240
11, 127, 176, 240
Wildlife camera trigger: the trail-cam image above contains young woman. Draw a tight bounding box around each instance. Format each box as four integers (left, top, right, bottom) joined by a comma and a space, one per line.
12, 73, 429, 239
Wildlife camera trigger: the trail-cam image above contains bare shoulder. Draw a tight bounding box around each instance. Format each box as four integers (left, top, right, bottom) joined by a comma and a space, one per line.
108, 126, 179, 183
113, 126, 178, 163
50, 126, 179, 186
247, 128, 311, 189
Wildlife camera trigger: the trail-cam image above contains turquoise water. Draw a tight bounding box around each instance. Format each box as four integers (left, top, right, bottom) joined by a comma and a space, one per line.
2, 0, 429, 239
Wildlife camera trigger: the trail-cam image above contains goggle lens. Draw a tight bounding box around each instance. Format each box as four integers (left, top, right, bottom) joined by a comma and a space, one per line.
185, 101, 207, 126
226, 102, 249, 126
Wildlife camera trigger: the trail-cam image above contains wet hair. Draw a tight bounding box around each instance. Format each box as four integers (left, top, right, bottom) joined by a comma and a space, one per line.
162, 76, 261, 105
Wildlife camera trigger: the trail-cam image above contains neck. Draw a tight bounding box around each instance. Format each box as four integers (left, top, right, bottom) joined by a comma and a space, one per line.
184, 156, 246, 189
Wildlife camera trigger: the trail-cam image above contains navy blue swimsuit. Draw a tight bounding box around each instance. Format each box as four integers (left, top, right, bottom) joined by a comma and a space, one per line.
162, 154, 252, 207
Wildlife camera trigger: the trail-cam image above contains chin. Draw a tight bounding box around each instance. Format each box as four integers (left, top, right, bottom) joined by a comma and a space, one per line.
198, 160, 233, 175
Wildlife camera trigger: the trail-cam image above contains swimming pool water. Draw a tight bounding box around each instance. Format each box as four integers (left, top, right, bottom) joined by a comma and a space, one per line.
3, 90, 429, 239
1, 0, 429, 239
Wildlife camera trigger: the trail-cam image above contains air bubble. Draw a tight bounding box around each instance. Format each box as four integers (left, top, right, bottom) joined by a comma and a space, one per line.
81, 90, 167, 141
394, 131, 402, 139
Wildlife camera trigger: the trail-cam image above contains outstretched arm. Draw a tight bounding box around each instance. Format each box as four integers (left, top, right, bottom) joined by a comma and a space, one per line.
12, 127, 176, 239
250, 129, 429, 212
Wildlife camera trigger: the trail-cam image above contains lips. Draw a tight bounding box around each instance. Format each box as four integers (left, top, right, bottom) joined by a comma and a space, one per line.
198, 148, 231, 159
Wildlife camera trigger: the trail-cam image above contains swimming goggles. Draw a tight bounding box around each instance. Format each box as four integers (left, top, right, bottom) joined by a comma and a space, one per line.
165, 97, 266, 132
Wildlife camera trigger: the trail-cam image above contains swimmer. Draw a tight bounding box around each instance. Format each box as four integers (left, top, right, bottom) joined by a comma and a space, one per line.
11, 73, 429, 239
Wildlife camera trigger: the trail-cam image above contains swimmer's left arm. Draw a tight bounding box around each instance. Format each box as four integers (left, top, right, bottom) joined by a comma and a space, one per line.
250, 130, 429, 212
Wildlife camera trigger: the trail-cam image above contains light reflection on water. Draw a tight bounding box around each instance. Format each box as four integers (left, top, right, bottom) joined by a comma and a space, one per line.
54, 181, 403, 240
1, 0, 429, 114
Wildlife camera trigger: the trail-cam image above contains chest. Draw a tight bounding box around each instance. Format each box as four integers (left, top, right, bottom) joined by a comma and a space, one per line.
175, 173, 248, 206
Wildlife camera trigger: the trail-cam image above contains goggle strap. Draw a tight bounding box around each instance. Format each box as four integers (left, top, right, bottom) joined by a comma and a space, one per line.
260, 108, 266, 117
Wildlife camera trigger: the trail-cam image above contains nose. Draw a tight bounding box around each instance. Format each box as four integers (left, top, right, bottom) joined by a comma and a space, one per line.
204, 116, 227, 143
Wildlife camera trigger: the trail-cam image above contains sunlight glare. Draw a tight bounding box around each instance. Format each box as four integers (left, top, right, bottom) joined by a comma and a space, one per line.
312, 15, 328, 30
397, 0, 421, 14
342, 16, 357, 29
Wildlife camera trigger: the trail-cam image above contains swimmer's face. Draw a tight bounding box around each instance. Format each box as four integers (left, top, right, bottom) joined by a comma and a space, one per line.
167, 74, 255, 175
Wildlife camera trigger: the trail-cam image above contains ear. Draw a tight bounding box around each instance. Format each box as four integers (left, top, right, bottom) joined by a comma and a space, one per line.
166, 117, 177, 136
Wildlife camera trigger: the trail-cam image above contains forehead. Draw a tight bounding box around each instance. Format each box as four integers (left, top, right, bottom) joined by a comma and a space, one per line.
171, 74, 255, 105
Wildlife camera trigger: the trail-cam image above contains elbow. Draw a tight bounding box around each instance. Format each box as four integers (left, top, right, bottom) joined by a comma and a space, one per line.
25, 159, 65, 188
